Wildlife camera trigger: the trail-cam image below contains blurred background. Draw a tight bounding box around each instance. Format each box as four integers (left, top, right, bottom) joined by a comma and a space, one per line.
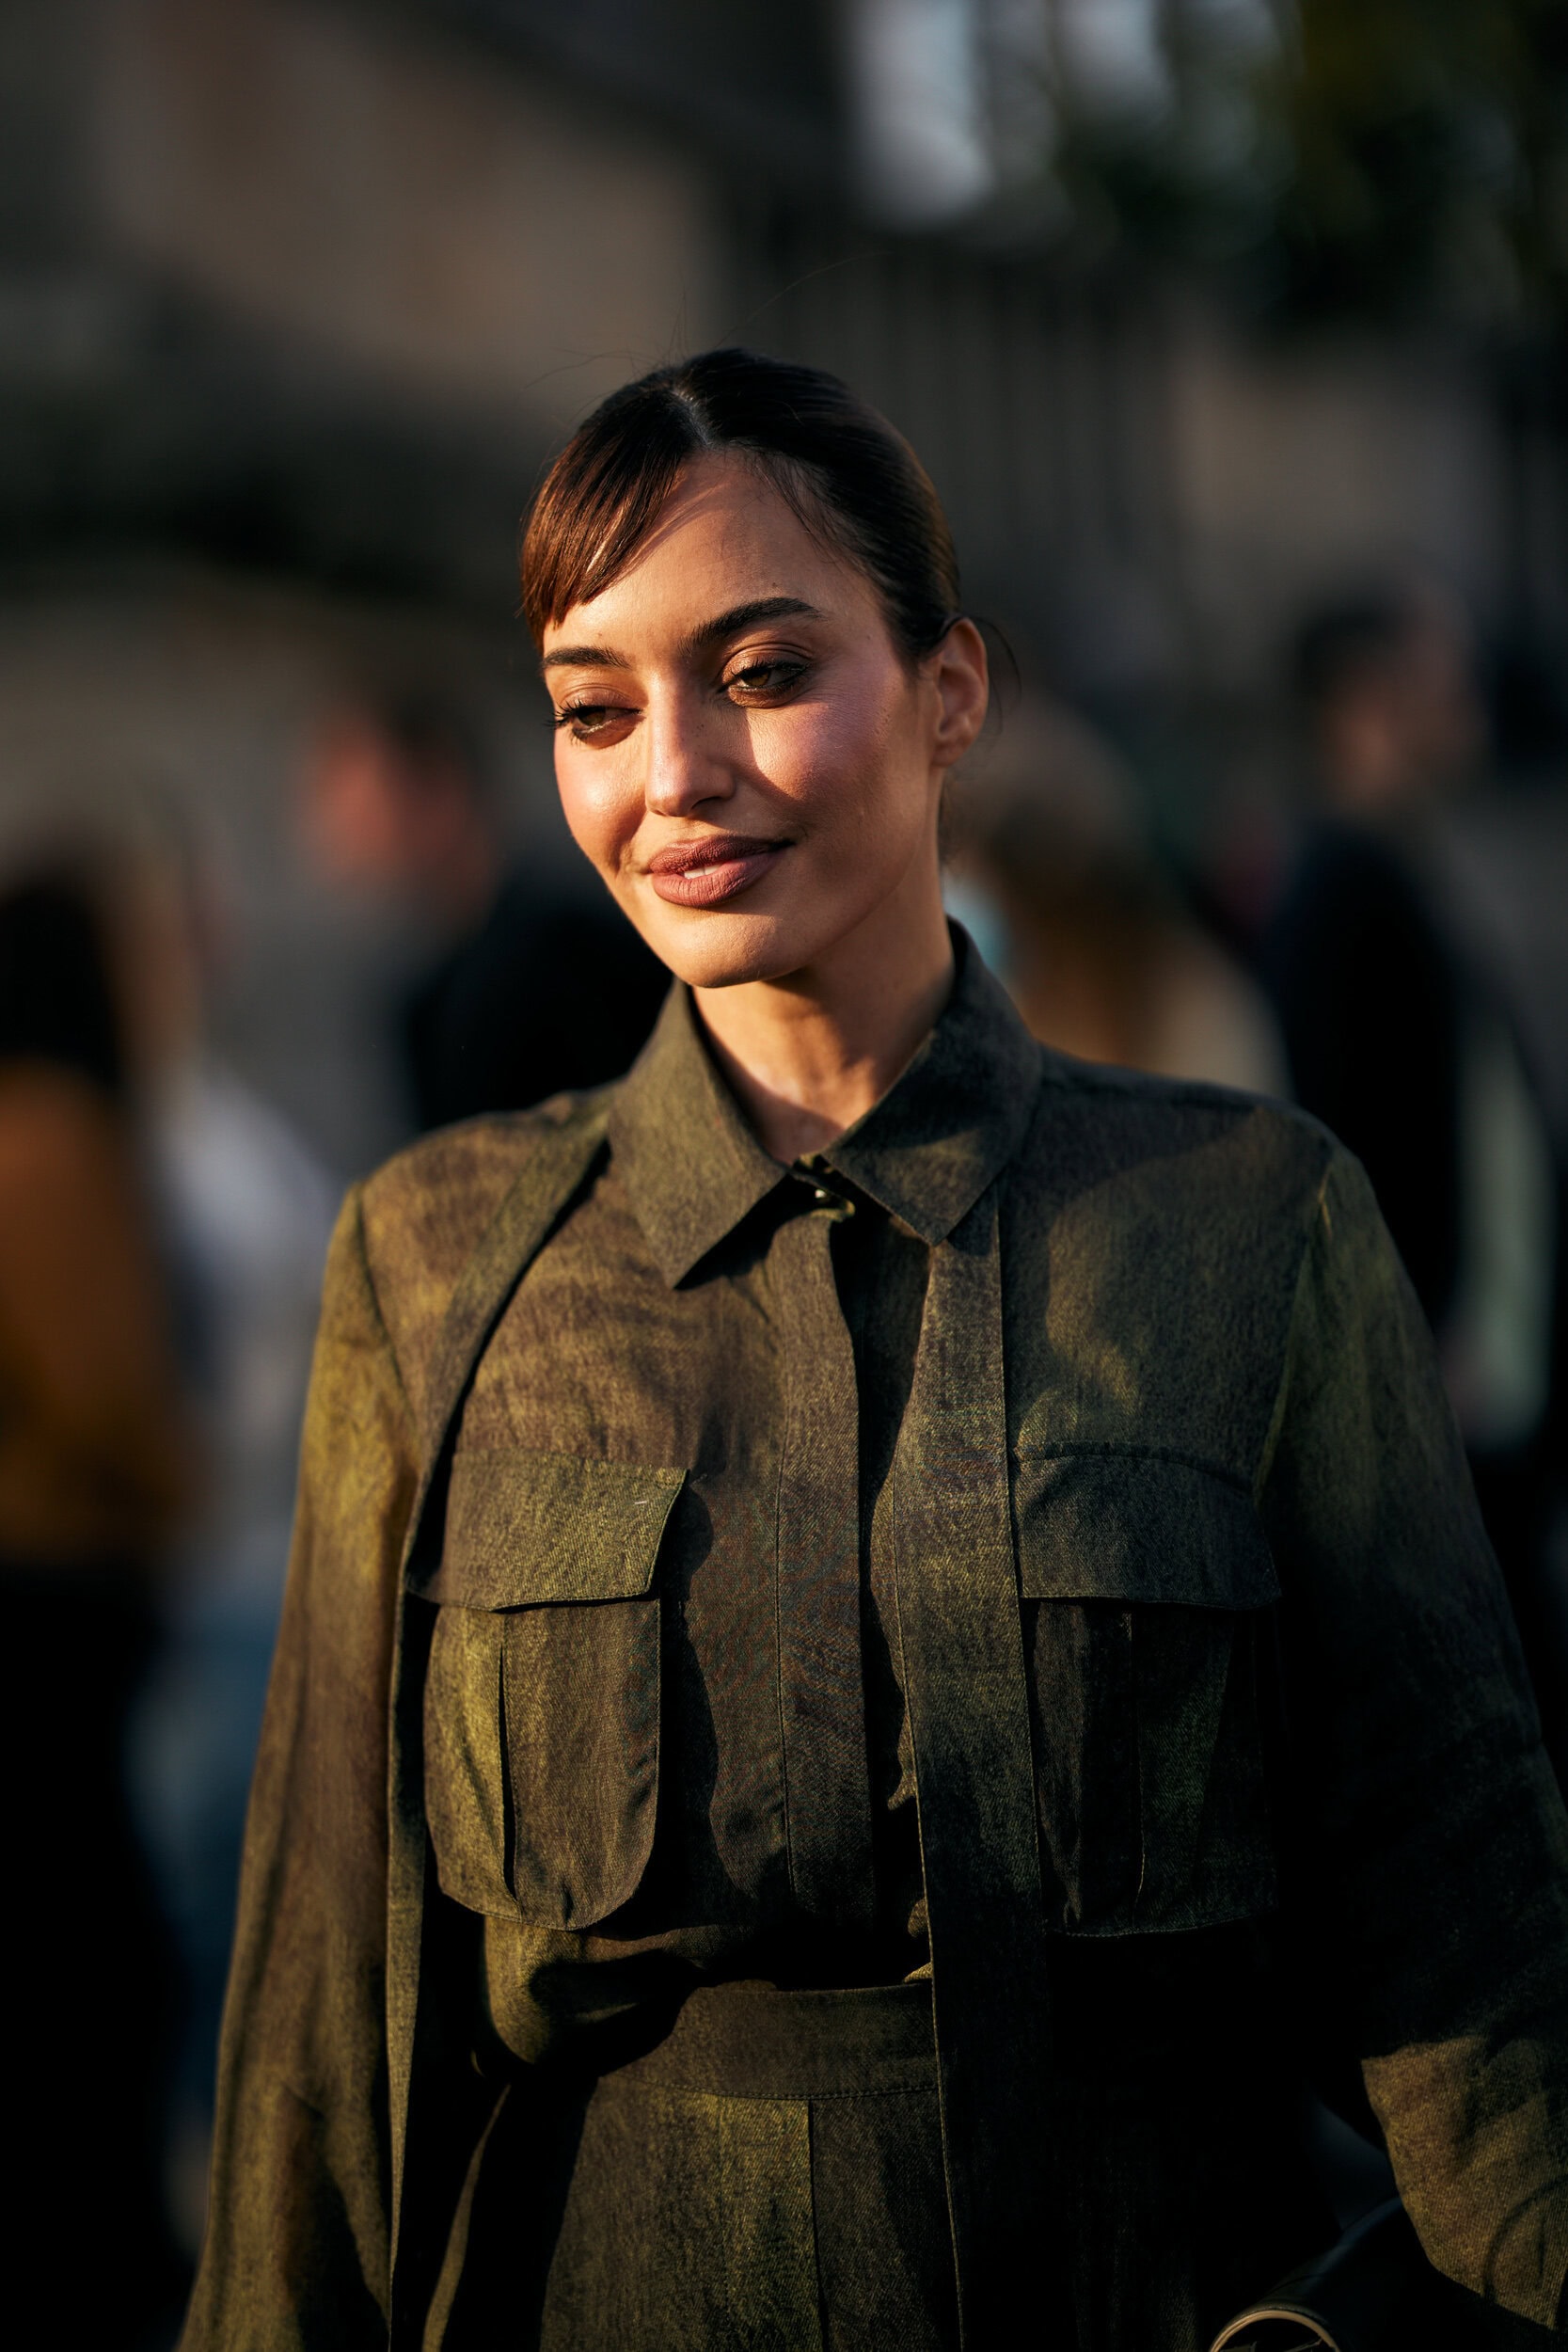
3, 1, 1568, 2335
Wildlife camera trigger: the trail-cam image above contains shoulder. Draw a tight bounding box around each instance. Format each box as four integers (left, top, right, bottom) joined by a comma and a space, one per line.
1027, 1049, 1339, 1232
1005, 1056, 1374, 1476
351, 1087, 615, 1380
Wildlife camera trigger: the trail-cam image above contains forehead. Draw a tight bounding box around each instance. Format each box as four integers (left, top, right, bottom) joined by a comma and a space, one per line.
542, 453, 878, 650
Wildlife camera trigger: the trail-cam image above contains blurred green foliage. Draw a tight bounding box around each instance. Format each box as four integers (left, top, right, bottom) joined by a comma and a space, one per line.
1039, 0, 1568, 335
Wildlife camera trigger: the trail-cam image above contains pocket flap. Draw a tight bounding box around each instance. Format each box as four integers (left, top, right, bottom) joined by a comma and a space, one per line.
417, 1450, 686, 1607
1014, 1450, 1278, 1609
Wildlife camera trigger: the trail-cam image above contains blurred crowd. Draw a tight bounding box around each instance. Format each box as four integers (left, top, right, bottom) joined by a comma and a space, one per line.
1, 578, 1565, 2344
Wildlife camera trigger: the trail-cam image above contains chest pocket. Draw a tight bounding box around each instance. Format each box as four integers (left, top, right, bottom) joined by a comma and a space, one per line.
414, 1448, 685, 1931
1014, 1448, 1280, 1935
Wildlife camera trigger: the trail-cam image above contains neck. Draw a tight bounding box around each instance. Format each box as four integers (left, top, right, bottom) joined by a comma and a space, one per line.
694, 863, 954, 1163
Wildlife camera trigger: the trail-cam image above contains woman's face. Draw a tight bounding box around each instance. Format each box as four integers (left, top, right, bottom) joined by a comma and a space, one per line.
542, 453, 987, 991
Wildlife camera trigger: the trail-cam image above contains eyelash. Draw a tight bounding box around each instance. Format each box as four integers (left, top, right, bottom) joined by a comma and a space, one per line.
552, 657, 809, 739
552, 704, 623, 739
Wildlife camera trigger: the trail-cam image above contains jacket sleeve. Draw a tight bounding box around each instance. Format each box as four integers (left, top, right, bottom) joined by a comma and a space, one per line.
1259, 1144, 1568, 2328
182, 1184, 419, 2350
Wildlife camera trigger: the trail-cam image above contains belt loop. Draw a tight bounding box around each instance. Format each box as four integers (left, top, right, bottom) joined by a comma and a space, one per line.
892, 1176, 1070, 2349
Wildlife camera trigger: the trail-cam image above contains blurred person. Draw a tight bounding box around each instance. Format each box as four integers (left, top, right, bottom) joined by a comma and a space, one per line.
1262, 582, 1563, 1745
0, 859, 196, 2348
952, 694, 1287, 1093
182, 351, 1568, 2349
115, 818, 339, 2253
299, 692, 668, 1128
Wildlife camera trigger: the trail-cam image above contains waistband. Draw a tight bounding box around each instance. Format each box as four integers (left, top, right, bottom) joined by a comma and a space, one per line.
607, 1978, 938, 2100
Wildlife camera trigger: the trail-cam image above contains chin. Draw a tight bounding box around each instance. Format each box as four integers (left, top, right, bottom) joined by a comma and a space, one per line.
636, 902, 837, 993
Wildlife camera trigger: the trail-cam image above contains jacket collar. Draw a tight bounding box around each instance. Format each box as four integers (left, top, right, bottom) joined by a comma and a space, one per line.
608, 927, 1042, 1285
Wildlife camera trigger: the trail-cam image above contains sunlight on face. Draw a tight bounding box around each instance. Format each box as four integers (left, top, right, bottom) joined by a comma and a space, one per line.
543, 453, 981, 992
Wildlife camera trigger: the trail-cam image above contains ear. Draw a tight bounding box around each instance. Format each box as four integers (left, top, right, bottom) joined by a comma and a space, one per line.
926, 618, 990, 769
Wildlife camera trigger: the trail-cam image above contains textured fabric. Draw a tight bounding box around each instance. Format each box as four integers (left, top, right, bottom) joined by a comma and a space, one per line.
455, 1984, 953, 2352
769, 1206, 875, 1928
887, 1175, 1068, 2346
184, 936, 1568, 2350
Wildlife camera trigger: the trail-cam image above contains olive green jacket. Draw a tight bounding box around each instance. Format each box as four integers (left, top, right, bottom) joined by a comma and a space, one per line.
182, 950, 1568, 2348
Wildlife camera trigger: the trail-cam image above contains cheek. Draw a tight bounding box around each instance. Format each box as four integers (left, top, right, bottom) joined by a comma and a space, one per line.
555, 746, 639, 878
812, 702, 929, 869
763, 672, 920, 827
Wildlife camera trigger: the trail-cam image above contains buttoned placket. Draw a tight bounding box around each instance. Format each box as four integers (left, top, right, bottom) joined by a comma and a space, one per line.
768, 1168, 876, 1931
890, 1157, 1066, 2350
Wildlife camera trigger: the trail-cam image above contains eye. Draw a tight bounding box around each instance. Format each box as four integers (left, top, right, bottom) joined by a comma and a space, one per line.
722, 656, 809, 702
554, 700, 638, 744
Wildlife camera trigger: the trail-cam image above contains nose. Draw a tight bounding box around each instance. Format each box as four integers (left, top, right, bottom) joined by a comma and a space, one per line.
641, 687, 736, 818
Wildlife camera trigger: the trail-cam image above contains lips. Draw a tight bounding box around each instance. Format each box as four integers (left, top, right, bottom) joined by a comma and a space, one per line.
642, 834, 791, 909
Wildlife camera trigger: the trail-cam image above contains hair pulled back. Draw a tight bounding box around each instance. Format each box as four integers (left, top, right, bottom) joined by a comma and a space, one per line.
520, 348, 960, 661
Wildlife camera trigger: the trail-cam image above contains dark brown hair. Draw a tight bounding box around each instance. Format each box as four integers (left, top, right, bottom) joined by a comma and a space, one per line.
519, 348, 961, 660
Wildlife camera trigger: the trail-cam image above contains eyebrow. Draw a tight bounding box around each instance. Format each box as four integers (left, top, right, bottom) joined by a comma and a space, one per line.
541, 596, 824, 674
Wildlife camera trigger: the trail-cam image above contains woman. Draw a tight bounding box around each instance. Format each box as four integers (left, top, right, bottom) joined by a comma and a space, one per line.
0, 863, 195, 2345
183, 352, 1568, 2350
